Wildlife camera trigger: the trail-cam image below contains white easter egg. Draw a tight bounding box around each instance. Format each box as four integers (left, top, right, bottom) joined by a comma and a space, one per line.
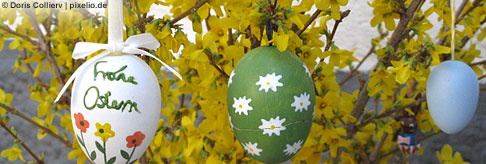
71, 54, 161, 164
426, 60, 479, 134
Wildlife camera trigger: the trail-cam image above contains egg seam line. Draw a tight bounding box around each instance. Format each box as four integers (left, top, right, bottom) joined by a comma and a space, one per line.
232, 120, 312, 131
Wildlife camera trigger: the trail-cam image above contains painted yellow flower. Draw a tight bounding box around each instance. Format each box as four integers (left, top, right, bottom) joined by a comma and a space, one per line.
95, 123, 115, 142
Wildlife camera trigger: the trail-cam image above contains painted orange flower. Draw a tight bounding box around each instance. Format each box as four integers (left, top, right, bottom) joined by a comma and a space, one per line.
74, 113, 89, 133
126, 131, 145, 148
94, 123, 115, 142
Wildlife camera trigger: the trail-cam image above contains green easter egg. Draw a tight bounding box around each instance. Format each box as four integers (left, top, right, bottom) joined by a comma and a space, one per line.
227, 46, 315, 163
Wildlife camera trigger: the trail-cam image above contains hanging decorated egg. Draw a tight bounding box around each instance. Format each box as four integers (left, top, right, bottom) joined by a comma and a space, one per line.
227, 46, 315, 163
71, 54, 161, 164
426, 60, 479, 134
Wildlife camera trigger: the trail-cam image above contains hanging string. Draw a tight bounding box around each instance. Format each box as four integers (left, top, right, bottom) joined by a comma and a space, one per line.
451, 0, 456, 60
266, 0, 277, 46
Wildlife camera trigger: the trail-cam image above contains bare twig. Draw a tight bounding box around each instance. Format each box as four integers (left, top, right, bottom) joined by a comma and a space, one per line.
357, 98, 426, 130
295, 10, 322, 36
369, 132, 388, 162
77, 8, 101, 25
228, 29, 235, 46
24, 9, 68, 100
23, 9, 47, 49
180, 94, 185, 108
470, 59, 486, 66
0, 103, 72, 147
325, 10, 351, 51
0, 122, 45, 164
133, 0, 146, 33
338, 29, 388, 86
388, 0, 424, 49
460, 18, 486, 48
0, 26, 36, 44
208, 52, 230, 78
169, 0, 209, 27
316, 10, 352, 67
479, 74, 486, 80
338, 45, 376, 86
455, 0, 475, 23
358, 146, 370, 164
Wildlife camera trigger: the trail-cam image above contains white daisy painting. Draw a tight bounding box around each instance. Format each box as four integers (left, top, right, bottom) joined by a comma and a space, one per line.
303, 64, 311, 77
228, 70, 235, 87
233, 96, 253, 115
243, 142, 263, 156
283, 140, 303, 156
258, 116, 286, 136
291, 92, 311, 112
255, 72, 283, 92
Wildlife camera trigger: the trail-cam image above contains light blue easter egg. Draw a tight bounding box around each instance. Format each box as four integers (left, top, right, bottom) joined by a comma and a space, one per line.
426, 60, 479, 134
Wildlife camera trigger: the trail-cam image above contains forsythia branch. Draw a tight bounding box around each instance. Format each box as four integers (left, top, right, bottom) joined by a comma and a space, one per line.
325, 10, 351, 51
388, 0, 424, 49
437, 0, 482, 46
470, 59, 486, 66
369, 132, 388, 162
0, 121, 45, 164
208, 51, 230, 78
338, 30, 389, 86
133, 0, 147, 33
336, 0, 425, 161
338, 45, 375, 86
315, 10, 352, 67
295, 10, 322, 36
478, 74, 486, 80
460, 18, 486, 48
357, 97, 427, 130
169, 0, 209, 27
24, 9, 69, 102
0, 26, 37, 45
351, 0, 425, 130
0, 103, 72, 147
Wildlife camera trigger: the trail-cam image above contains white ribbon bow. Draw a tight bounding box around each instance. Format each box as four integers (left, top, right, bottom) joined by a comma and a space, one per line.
54, 33, 182, 103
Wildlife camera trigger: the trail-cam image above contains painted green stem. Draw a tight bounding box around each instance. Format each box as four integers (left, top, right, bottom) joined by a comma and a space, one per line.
103, 141, 107, 164
126, 146, 137, 164
80, 130, 90, 158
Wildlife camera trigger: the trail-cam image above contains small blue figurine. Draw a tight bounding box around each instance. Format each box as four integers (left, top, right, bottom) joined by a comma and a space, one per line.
397, 117, 421, 155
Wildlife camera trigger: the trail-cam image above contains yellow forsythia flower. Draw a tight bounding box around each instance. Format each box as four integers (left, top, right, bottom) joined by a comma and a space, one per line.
1, 144, 25, 162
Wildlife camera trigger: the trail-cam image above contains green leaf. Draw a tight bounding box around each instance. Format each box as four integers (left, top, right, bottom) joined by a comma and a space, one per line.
95, 141, 104, 153
106, 157, 116, 164
90, 151, 96, 160
76, 135, 84, 147
120, 150, 129, 159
